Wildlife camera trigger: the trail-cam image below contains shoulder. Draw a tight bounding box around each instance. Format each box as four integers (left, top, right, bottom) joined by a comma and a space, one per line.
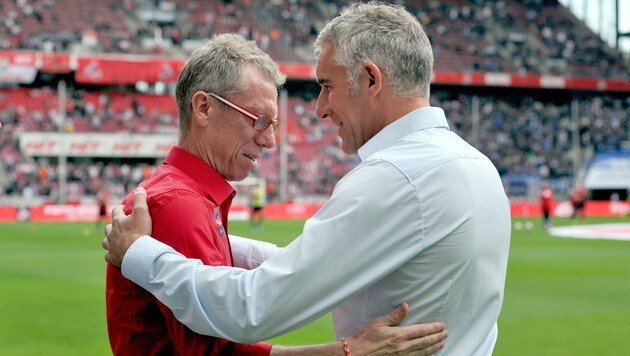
122, 169, 205, 213
333, 159, 415, 205
366, 129, 492, 183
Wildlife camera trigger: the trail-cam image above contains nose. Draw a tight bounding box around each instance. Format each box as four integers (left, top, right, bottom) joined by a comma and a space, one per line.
254, 126, 276, 149
315, 91, 331, 120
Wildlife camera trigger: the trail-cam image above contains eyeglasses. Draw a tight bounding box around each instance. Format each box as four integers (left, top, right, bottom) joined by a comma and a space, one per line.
208, 92, 279, 132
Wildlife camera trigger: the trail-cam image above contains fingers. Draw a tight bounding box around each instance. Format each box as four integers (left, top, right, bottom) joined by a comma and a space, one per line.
104, 251, 118, 266
132, 187, 148, 214
104, 223, 112, 237
397, 323, 447, 355
377, 303, 409, 326
111, 186, 146, 219
399, 329, 448, 355
403, 321, 446, 339
102, 236, 112, 264
111, 205, 126, 220
102, 187, 149, 267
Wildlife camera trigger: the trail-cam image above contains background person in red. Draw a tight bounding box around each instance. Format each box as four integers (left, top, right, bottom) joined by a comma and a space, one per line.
539, 184, 554, 229
105, 34, 447, 356
96, 185, 110, 229
569, 185, 589, 223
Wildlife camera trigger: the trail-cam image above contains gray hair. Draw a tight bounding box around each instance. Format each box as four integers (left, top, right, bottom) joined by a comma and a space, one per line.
175, 34, 286, 136
314, 2, 433, 98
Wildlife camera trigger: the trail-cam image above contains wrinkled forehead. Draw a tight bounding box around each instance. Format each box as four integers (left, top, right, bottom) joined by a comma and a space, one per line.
233, 67, 279, 118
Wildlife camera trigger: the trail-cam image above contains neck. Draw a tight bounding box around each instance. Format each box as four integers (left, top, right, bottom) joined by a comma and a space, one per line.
381, 95, 430, 126
177, 132, 204, 162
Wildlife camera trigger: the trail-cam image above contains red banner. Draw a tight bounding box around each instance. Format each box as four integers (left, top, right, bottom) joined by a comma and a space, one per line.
75, 56, 185, 84
0, 51, 38, 83
0, 50, 629, 90
29, 204, 110, 222
0, 206, 17, 221
40, 52, 73, 73
0, 50, 39, 66
277, 62, 316, 80
510, 201, 630, 217
0, 201, 627, 223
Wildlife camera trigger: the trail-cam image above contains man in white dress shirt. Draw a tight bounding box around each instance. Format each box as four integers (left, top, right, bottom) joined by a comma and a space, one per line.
103, 2, 511, 354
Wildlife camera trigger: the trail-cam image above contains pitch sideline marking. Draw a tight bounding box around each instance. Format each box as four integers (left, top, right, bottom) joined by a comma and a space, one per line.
548, 223, 630, 241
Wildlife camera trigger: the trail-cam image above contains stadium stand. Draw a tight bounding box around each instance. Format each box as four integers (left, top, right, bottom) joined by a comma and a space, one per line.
0, 0, 135, 53
2, 87, 627, 202
0, 0, 628, 210
2, 0, 627, 77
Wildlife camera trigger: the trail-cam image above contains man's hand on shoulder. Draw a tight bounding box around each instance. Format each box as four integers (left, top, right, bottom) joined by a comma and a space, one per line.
102, 187, 152, 267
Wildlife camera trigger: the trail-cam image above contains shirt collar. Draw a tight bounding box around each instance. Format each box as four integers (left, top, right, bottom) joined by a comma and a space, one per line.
357, 106, 450, 161
163, 146, 236, 205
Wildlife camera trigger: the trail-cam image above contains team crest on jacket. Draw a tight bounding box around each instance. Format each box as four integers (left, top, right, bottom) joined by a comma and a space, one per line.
214, 207, 225, 236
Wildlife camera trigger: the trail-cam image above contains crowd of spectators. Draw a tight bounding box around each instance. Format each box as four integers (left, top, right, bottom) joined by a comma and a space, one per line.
0, 0, 627, 78
0, 88, 178, 134
1, 0, 628, 204
1, 87, 627, 203
435, 92, 628, 186
0, 0, 137, 54
4, 158, 156, 204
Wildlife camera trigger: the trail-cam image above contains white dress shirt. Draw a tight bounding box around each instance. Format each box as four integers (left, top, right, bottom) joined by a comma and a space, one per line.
122, 107, 511, 355
228, 234, 282, 269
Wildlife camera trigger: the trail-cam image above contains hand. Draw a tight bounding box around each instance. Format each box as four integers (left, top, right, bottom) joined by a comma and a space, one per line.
102, 187, 152, 267
348, 303, 447, 355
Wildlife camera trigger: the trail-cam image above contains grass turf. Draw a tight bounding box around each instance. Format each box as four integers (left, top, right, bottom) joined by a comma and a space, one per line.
0, 216, 629, 355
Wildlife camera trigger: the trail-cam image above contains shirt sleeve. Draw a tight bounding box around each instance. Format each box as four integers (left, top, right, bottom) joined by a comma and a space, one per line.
122, 161, 425, 343
229, 234, 283, 269
156, 300, 271, 355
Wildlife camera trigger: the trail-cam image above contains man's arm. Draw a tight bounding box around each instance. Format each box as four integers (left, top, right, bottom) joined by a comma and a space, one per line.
102, 187, 283, 269
105, 166, 430, 342
229, 234, 283, 269
102, 192, 448, 353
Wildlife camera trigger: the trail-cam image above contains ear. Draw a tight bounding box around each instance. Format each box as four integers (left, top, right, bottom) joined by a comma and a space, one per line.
363, 61, 382, 98
190, 91, 212, 128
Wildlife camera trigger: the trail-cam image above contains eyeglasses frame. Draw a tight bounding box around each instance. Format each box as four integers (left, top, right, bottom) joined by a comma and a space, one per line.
207, 92, 279, 132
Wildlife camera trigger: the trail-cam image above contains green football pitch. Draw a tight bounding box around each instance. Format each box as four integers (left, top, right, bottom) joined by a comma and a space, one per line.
1, 216, 629, 355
